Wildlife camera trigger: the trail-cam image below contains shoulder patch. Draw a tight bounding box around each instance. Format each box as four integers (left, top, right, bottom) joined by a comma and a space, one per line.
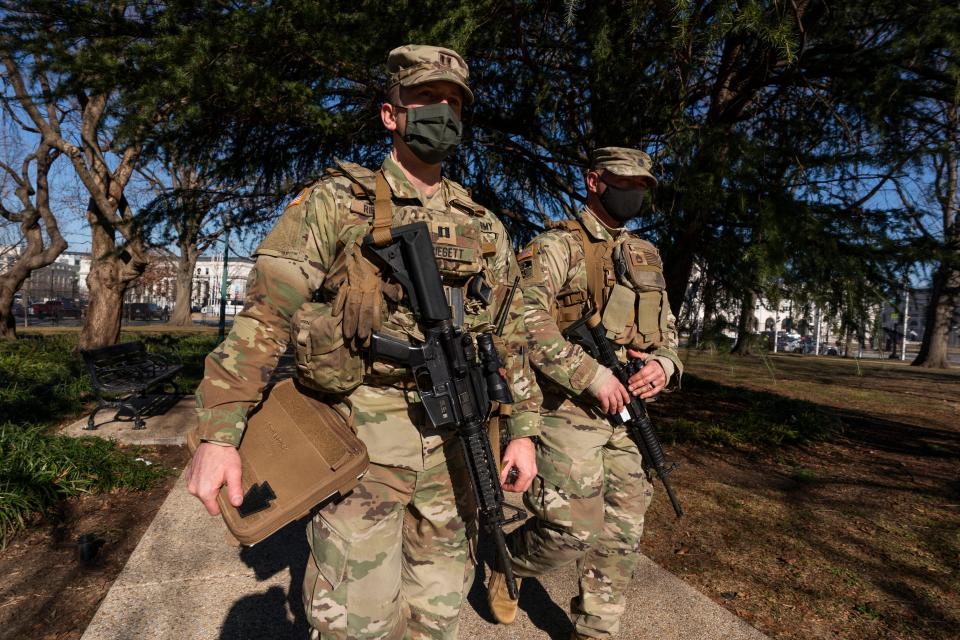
517, 244, 546, 286
255, 205, 307, 261
516, 245, 538, 261
286, 188, 310, 208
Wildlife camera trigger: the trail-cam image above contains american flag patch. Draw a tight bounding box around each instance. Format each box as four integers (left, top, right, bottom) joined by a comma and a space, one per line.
286, 188, 309, 208
517, 245, 537, 261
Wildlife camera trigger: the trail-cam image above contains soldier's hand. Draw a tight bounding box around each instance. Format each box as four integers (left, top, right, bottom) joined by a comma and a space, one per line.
627, 351, 666, 399
185, 442, 243, 516
589, 368, 630, 415
500, 436, 536, 493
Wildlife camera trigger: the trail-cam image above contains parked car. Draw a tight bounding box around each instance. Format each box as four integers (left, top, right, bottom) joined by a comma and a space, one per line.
125, 302, 169, 322
31, 299, 82, 319
782, 339, 802, 352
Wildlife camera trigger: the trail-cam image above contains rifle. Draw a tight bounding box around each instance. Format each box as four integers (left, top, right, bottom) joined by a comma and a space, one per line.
563, 313, 683, 517
363, 222, 527, 599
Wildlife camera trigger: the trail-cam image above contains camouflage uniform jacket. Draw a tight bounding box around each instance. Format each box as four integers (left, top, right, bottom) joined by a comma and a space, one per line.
519, 206, 683, 397
195, 156, 541, 469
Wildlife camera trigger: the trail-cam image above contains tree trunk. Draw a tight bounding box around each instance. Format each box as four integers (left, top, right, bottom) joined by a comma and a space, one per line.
912, 262, 959, 368
0, 224, 67, 341
699, 272, 718, 340
731, 289, 756, 355
78, 201, 147, 350
664, 225, 703, 318
171, 245, 199, 326
0, 283, 18, 340
80, 263, 126, 349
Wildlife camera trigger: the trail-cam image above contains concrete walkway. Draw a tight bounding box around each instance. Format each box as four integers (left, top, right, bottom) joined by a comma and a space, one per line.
71, 397, 769, 640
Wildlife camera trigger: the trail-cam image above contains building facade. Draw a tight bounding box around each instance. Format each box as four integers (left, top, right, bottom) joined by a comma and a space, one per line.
0, 246, 82, 302
2, 246, 254, 314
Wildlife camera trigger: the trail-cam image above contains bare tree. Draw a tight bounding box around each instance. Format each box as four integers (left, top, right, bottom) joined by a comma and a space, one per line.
136, 150, 278, 327
1, 50, 152, 348
137, 160, 230, 326
0, 54, 67, 339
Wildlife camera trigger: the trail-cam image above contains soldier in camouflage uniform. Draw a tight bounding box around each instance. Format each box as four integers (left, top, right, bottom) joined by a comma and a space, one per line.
487, 147, 683, 639
186, 45, 540, 640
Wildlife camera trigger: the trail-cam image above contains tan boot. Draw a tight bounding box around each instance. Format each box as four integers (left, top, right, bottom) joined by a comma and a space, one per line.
487, 564, 521, 624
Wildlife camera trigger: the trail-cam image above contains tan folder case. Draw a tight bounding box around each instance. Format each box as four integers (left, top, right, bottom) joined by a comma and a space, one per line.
187, 378, 368, 546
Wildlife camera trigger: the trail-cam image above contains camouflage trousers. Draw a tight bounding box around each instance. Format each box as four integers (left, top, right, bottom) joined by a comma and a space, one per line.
303, 453, 475, 639
507, 396, 653, 638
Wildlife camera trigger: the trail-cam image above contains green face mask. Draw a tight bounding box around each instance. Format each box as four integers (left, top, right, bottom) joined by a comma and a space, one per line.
398, 103, 463, 164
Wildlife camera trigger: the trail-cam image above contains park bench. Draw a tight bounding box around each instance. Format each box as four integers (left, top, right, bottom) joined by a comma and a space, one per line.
80, 341, 183, 430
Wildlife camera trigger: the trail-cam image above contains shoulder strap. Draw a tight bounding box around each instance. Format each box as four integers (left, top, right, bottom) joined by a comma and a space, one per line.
371, 170, 393, 246
325, 160, 394, 246
563, 218, 610, 313
332, 159, 377, 196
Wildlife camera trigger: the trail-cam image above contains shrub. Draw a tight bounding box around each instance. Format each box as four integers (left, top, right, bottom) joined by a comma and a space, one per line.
0, 332, 218, 426
0, 424, 167, 545
0, 334, 90, 426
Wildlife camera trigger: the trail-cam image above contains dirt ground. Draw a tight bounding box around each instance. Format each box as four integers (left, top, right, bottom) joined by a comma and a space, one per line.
0, 445, 190, 640
641, 351, 960, 640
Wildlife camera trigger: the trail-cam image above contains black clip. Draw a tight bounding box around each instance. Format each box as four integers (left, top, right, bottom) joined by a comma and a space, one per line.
467, 273, 493, 306
236, 481, 276, 518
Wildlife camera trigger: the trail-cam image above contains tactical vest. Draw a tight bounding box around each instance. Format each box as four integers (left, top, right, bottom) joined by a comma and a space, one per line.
290, 160, 501, 392
327, 159, 497, 302
552, 217, 670, 351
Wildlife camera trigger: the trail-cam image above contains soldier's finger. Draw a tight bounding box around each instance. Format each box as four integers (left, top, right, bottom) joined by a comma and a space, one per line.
225, 463, 244, 507
194, 482, 220, 516
638, 381, 661, 399
512, 467, 535, 492
499, 463, 517, 487
504, 458, 533, 489
200, 490, 221, 516
609, 396, 623, 415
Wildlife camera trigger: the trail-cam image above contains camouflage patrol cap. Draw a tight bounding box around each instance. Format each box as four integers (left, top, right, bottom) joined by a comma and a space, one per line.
387, 44, 474, 105
592, 147, 658, 187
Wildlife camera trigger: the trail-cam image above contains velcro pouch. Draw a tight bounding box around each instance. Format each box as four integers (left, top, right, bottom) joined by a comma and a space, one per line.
291, 301, 365, 394
187, 378, 369, 546
601, 283, 637, 345
619, 239, 668, 349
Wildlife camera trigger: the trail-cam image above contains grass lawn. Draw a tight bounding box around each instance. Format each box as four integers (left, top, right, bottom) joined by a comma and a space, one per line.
642, 350, 959, 640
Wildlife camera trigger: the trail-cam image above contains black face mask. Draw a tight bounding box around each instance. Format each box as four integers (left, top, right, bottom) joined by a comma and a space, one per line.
599, 183, 647, 223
